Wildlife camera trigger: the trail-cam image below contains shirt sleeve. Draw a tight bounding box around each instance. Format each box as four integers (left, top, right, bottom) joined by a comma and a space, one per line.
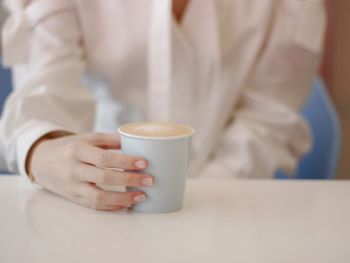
0, 0, 95, 176
199, 0, 327, 178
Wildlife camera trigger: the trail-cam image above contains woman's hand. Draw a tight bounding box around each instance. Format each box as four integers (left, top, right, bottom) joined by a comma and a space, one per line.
28, 132, 153, 211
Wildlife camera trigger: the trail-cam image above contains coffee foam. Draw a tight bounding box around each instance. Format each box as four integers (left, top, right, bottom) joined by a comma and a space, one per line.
119, 122, 194, 138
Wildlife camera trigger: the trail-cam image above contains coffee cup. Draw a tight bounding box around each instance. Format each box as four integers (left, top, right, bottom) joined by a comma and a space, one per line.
118, 121, 194, 213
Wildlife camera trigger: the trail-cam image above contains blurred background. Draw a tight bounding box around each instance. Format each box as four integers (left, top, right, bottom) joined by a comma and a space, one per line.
322, 0, 350, 179
0, 1, 349, 178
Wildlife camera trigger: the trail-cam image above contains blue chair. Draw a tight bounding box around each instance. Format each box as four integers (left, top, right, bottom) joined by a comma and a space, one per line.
0, 59, 12, 113
275, 78, 341, 179
0, 59, 12, 174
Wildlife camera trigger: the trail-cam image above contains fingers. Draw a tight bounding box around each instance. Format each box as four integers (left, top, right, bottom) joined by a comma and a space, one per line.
73, 196, 125, 211
74, 163, 154, 187
74, 183, 146, 210
81, 132, 121, 149
68, 142, 148, 170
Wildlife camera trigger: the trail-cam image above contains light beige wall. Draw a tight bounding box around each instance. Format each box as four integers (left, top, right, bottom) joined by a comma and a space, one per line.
328, 0, 350, 179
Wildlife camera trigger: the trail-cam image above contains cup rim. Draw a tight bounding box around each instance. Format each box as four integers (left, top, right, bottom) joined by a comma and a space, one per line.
118, 122, 195, 141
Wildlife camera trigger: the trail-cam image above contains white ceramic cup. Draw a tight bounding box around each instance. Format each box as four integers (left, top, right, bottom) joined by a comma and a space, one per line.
118, 122, 194, 213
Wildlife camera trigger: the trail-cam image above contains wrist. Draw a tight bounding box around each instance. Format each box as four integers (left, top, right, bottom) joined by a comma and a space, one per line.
25, 131, 74, 182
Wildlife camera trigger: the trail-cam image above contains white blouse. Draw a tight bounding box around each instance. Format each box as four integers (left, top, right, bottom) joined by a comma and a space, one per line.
0, 0, 326, 178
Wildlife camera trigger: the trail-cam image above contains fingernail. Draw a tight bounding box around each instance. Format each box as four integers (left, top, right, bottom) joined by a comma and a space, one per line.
141, 177, 153, 187
135, 160, 147, 169
134, 194, 146, 203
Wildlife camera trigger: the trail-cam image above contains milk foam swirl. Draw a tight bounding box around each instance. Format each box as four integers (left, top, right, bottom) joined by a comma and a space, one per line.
119, 122, 194, 138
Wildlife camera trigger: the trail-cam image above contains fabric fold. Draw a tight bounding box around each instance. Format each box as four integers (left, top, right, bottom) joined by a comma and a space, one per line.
148, 0, 172, 121
1, 0, 74, 66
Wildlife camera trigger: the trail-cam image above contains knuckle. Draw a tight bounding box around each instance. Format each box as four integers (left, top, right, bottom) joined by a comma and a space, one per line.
125, 194, 135, 205
116, 154, 129, 169
124, 173, 134, 183
100, 170, 113, 184
125, 173, 138, 186
91, 132, 105, 143
96, 151, 109, 167
94, 191, 106, 204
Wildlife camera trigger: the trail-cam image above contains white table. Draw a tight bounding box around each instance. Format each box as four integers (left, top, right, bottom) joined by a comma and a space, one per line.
1, 176, 350, 263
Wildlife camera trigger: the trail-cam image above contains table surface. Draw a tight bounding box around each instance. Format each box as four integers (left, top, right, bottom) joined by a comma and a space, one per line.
1, 176, 350, 263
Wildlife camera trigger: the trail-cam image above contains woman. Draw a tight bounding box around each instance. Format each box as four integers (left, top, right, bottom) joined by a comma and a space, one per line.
1, 0, 326, 210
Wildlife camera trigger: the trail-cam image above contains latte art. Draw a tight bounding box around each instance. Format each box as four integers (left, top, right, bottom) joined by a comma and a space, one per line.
119, 122, 194, 138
